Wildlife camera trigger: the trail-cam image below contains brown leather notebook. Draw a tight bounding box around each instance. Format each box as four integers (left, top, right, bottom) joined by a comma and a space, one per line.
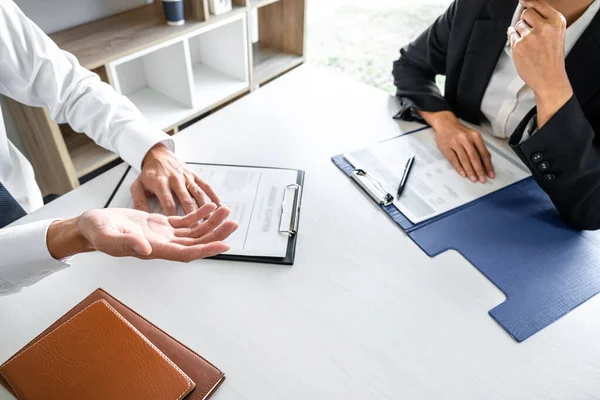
0, 289, 225, 400
0, 300, 195, 400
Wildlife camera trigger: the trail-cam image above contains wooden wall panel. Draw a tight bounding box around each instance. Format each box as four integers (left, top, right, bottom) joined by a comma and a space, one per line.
258, 0, 305, 55
92, 65, 112, 85
3, 98, 78, 195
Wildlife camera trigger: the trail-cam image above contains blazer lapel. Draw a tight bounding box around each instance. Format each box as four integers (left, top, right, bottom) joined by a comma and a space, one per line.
456, 0, 518, 123
566, 11, 600, 108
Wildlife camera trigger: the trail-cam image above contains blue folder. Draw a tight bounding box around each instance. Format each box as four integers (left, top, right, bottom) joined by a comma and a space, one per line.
332, 135, 600, 342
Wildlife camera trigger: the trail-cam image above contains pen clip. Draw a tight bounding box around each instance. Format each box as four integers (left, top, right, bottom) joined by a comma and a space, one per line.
279, 184, 302, 237
351, 169, 394, 206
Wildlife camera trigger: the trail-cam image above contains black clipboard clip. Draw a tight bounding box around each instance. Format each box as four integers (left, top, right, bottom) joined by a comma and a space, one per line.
350, 169, 394, 206
279, 183, 302, 237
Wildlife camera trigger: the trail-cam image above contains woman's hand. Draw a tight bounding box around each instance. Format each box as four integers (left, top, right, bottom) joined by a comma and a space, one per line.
508, 0, 574, 128
47, 203, 238, 262
419, 110, 495, 183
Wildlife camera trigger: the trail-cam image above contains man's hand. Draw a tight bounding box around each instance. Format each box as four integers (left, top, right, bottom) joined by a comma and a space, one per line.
47, 203, 239, 262
419, 110, 495, 183
508, 0, 574, 128
131, 144, 221, 216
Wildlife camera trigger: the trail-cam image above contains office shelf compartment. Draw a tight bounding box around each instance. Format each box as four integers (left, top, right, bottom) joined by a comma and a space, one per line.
251, 0, 305, 85
61, 124, 119, 178
188, 14, 250, 111
109, 38, 195, 130
252, 43, 302, 85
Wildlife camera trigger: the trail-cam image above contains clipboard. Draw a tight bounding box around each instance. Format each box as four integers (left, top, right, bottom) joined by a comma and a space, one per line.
332, 155, 416, 232
105, 163, 305, 265
218, 176, 304, 265
350, 169, 394, 206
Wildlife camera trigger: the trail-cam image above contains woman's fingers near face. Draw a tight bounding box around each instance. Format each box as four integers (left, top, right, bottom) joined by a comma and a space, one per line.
514, 19, 533, 37
507, 26, 521, 47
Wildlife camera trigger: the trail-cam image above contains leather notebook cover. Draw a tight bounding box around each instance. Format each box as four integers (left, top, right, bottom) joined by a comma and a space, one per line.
0, 289, 225, 400
0, 300, 195, 400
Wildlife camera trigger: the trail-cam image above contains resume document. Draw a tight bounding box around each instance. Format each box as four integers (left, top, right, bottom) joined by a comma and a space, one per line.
344, 127, 531, 224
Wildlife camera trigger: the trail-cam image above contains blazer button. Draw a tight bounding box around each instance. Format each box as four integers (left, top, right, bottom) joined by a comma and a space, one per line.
538, 161, 550, 172
532, 153, 543, 163
544, 173, 556, 182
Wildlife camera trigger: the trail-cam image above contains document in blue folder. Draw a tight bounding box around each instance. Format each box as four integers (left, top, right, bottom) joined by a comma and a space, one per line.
343, 127, 530, 224
333, 129, 600, 342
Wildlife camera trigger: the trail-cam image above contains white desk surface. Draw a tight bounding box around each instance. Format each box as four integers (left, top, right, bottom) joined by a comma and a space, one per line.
2, 66, 600, 400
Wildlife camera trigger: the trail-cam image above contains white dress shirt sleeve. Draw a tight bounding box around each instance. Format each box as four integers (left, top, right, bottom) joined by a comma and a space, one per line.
0, 220, 70, 295
0, 0, 173, 171
0, 1, 180, 295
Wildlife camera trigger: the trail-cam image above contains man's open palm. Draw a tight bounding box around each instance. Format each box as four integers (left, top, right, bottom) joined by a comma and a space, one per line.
79, 204, 238, 262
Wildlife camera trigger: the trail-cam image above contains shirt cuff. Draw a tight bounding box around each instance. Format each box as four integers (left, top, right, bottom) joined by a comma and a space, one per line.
116, 119, 175, 171
519, 114, 539, 144
0, 219, 71, 290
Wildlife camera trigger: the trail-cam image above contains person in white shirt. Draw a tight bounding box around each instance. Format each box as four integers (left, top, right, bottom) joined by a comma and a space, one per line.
0, 0, 239, 294
393, 0, 600, 230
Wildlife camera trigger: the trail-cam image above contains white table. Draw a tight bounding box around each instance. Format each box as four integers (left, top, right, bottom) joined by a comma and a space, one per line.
2, 66, 600, 400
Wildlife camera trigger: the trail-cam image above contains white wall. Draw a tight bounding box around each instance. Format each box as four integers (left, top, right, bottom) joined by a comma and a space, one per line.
14, 0, 152, 34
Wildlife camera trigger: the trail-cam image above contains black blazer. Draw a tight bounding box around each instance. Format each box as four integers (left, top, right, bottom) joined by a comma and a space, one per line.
392, 0, 600, 230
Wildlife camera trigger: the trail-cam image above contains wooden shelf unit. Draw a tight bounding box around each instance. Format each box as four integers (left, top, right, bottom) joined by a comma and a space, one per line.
7, 0, 305, 195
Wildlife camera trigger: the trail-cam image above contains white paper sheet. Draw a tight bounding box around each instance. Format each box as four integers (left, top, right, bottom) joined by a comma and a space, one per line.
344, 127, 531, 224
107, 164, 300, 258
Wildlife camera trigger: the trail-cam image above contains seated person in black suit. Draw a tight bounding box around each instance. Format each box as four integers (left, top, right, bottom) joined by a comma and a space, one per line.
392, 0, 600, 230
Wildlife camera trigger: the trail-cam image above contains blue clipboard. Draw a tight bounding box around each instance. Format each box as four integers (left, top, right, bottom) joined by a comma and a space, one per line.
332, 129, 600, 342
